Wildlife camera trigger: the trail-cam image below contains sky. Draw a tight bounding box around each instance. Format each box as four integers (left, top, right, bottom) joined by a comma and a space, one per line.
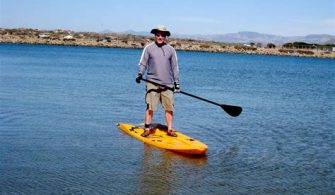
0, 0, 334, 36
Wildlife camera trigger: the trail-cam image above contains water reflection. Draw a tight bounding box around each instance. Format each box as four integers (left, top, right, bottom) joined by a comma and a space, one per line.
135, 145, 207, 194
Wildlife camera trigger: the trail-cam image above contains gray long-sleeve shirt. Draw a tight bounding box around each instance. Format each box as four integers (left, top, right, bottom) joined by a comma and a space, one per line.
138, 42, 179, 85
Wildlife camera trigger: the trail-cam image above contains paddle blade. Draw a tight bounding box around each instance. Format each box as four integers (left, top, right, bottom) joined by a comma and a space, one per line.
220, 104, 242, 117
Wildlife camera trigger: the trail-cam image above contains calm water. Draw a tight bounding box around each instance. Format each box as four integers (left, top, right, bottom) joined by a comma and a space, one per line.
1, 44, 334, 194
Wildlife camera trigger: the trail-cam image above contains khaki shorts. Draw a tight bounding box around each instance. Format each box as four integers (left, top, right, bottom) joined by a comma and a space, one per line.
145, 83, 174, 112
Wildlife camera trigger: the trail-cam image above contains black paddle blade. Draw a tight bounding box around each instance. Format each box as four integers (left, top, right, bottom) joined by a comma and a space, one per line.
220, 104, 242, 117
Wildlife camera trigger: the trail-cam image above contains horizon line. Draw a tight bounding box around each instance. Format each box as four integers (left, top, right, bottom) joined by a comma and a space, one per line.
1, 26, 335, 37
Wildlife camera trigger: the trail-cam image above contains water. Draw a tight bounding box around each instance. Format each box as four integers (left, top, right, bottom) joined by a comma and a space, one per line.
1, 44, 334, 194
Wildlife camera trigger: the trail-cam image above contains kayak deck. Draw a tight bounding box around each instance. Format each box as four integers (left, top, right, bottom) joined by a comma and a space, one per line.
117, 123, 208, 155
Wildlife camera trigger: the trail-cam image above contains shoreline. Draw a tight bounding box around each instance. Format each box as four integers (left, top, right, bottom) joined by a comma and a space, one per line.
1, 28, 334, 58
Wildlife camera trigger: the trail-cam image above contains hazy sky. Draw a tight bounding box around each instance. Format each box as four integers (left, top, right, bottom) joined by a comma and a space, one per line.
1, 0, 334, 36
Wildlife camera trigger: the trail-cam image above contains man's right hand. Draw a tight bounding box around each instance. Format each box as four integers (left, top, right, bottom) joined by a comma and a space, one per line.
136, 73, 142, 84
174, 82, 180, 92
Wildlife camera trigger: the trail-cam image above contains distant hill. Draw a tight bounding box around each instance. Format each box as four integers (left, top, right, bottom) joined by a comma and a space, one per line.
176, 32, 335, 45
107, 30, 335, 45
102, 29, 149, 37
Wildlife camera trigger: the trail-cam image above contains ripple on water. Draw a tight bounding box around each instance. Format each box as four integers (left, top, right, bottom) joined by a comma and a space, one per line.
1, 44, 334, 194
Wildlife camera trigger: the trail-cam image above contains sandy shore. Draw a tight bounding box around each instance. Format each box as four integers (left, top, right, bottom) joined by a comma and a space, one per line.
1, 28, 334, 58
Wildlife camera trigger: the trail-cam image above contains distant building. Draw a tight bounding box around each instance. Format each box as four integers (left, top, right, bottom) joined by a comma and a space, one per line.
63, 35, 75, 41
333, 47, 335, 52
38, 33, 49, 38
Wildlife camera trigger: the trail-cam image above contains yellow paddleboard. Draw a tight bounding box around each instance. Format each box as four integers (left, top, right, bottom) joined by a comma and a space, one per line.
117, 123, 208, 155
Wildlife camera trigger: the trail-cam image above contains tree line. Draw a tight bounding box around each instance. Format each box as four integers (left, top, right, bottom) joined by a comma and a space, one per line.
282, 42, 334, 50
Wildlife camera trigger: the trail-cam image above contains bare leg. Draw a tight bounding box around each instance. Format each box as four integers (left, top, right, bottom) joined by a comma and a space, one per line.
166, 111, 177, 137
145, 109, 154, 126
165, 110, 173, 130
141, 109, 154, 137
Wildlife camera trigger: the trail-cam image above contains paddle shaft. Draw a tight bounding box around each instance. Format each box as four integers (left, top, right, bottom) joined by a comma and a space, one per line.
141, 78, 219, 106
140, 78, 242, 117
180, 90, 221, 107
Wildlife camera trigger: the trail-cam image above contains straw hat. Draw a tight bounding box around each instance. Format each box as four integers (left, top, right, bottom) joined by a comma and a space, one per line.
150, 25, 171, 37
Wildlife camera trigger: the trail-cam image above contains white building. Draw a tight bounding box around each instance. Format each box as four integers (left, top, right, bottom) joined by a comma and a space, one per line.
38, 34, 49, 38
63, 35, 75, 41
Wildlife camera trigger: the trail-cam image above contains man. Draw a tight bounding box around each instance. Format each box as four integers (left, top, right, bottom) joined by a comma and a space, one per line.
136, 25, 180, 137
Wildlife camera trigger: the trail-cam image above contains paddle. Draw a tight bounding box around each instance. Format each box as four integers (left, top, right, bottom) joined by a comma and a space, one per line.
140, 78, 242, 117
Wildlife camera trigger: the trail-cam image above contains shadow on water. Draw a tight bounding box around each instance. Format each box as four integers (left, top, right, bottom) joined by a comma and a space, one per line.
134, 145, 208, 194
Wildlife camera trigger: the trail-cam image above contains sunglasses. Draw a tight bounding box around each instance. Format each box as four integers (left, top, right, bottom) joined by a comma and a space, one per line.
155, 34, 166, 38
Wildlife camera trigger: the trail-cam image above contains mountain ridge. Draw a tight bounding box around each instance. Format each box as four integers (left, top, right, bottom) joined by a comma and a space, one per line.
109, 30, 335, 45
